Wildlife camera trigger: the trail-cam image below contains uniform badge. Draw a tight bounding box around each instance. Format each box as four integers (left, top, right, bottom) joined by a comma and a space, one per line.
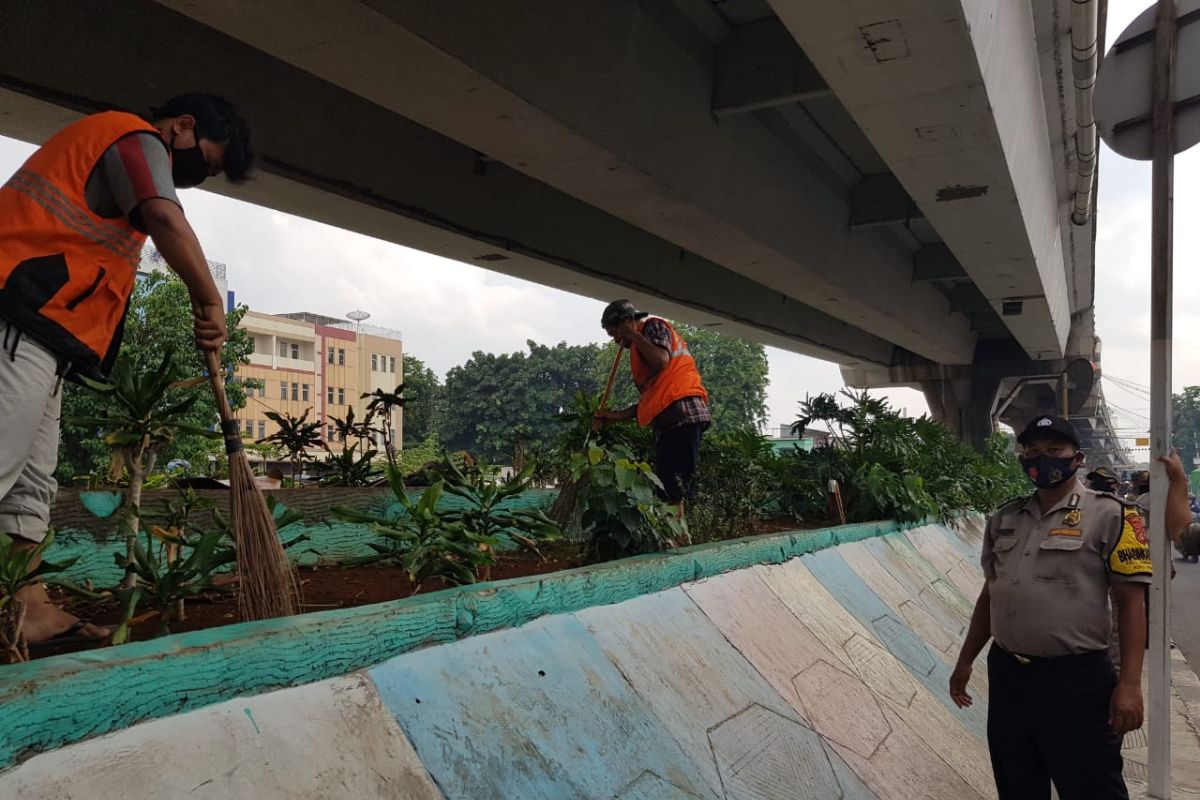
1050, 528, 1083, 537
1064, 508, 1082, 526
1128, 512, 1149, 545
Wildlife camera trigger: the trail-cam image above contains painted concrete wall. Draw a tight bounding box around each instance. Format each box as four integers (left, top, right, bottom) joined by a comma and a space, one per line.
1, 519, 999, 799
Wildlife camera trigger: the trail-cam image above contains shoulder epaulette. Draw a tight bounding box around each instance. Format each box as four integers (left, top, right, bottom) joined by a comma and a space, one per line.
994, 494, 1031, 512
1092, 489, 1138, 508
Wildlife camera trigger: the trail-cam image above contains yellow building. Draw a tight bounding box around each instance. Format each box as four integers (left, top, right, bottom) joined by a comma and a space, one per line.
235, 311, 403, 457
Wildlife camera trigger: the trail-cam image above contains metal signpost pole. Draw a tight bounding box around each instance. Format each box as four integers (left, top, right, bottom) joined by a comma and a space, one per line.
1148, 1, 1177, 795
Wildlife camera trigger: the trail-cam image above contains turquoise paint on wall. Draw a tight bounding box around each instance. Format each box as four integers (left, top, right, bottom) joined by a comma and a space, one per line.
369, 614, 714, 799
803, 548, 988, 738
0, 516, 922, 770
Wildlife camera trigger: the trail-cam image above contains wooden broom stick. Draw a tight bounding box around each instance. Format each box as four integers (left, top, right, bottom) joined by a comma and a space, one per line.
204, 350, 299, 620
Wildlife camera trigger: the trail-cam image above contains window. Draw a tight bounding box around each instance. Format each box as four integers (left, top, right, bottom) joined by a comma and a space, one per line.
390, 356, 396, 373
327, 386, 334, 404
248, 337, 256, 354
371, 353, 378, 371
327, 346, 334, 364
302, 383, 309, 402
245, 419, 253, 436
278, 341, 288, 358
290, 343, 300, 360
337, 388, 345, 405
327, 425, 334, 441
244, 384, 254, 399
337, 348, 345, 366
258, 420, 266, 439
291, 382, 299, 401
279, 381, 287, 400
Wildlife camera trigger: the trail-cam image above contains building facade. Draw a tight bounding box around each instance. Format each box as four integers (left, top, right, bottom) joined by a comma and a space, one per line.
237, 311, 404, 456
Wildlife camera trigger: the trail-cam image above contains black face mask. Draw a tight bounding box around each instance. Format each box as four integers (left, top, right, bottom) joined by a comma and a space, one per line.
1019, 453, 1079, 489
170, 132, 209, 188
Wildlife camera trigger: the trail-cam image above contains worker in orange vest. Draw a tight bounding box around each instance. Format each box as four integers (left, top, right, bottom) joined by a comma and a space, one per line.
595, 300, 710, 511
0, 93, 252, 648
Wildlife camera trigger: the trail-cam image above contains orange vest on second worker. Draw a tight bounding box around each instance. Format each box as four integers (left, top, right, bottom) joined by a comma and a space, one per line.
630, 317, 708, 427
0, 111, 158, 376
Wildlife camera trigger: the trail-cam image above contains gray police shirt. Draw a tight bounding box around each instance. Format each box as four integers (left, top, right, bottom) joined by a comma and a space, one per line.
982, 488, 1152, 658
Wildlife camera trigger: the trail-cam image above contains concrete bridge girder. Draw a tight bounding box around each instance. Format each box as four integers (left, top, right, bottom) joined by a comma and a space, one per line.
147, 0, 975, 366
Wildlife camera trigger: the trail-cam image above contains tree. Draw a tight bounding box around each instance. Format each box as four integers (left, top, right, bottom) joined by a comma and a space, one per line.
259, 410, 323, 485
57, 271, 256, 482
1173, 386, 1200, 471
441, 341, 604, 462
400, 355, 443, 445
676, 324, 769, 431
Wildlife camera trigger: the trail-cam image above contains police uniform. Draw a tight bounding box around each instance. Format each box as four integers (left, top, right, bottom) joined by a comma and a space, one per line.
982, 417, 1152, 800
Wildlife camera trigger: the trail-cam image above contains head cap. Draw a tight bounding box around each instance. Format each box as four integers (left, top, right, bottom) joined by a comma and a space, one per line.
600, 299, 649, 328
1016, 414, 1081, 449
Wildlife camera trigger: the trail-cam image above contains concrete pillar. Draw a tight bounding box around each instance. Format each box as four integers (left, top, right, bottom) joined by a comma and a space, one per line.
921, 375, 1000, 452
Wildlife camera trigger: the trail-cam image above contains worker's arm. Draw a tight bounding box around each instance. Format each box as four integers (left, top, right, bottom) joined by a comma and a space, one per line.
949, 582, 990, 709
1159, 450, 1191, 544
596, 406, 637, 424
139, 197, 227, 351
1110, 582, 1147, 734
614, 320, 669, 374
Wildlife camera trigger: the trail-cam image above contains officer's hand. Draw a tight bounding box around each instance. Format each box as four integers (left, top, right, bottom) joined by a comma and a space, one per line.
1110, 680, 1144, 735
192, 301, 228, 352
949, 661, 973, 708
1158, 450, 1187, 484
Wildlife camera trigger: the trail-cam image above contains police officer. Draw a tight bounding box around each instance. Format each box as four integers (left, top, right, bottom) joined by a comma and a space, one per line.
1086, 466, 1120, 494
948, 415, 1151, 800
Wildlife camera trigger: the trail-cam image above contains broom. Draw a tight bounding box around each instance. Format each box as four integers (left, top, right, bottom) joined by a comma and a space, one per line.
550, 345, 625, 529
205, 350, 300, 620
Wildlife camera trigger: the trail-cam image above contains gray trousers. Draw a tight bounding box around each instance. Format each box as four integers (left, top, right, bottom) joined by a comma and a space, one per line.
0, 322, 61, 543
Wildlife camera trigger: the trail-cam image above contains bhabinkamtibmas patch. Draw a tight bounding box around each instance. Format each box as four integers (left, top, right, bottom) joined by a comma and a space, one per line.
1109, 508, 1153, 576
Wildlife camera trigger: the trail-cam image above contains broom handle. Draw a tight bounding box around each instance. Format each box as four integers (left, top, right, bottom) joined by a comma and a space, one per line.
598, 345, 625, 412
204, 350, 241, 452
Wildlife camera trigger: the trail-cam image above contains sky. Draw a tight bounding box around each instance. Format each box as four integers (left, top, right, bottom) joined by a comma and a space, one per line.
0, 0, 1192, 444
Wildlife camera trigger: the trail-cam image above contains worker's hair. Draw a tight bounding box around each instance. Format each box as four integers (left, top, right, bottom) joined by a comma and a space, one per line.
151, 92, 254, 183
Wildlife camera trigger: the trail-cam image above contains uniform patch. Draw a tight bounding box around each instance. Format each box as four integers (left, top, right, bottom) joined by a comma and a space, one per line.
1109, 508, 1153, 576
1128, 511, 1149, 545
1050, 528, 1083, 537
1064, 508, 1082, 526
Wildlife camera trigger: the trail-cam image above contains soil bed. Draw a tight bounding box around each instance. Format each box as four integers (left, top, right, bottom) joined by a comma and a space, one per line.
29, 515, 826, 662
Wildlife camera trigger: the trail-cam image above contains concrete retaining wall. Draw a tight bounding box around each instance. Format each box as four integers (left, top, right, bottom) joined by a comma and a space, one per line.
0, 516, 997, 798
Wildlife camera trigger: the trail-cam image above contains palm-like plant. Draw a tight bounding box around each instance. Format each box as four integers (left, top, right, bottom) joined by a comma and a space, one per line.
362, 384, 407, 469
66, 350, 219, 586
259, 410, 323, 485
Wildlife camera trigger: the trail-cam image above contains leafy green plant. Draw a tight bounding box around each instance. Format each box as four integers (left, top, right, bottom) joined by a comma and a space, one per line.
362, 384, 407, 469
65, 350, 220, 587
317, 443, 379, 486
259, 409, 323, 485
572, 444, 686, 561
0, 532, 77, 662
688, 429, 781, 542
111, 528, 235, 642
436, 456, 561, 565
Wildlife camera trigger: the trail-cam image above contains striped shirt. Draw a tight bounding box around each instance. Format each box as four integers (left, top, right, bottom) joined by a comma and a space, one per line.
639, 318, 711, 432
84, 132, 179, 232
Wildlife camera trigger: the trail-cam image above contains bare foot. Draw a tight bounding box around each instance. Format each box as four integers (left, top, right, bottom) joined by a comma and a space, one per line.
15, 583, 109, 644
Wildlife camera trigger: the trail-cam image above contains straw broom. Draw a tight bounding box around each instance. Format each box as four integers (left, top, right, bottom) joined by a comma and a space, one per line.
205, 351, 300, 620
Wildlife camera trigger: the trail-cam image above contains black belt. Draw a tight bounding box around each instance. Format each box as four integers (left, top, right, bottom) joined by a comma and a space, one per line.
995, 643, 1106, 665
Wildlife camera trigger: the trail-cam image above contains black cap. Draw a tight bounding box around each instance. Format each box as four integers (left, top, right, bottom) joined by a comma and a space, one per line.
600, 299, 649, 328
1016, 414, 1081, 448
1086, 466, 1118, 482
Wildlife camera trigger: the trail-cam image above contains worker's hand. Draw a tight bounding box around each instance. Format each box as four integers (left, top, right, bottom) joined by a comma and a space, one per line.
611, 319, 639, 347
1158, 449, 1187, 484
948, 661, 973, 709
594, 409, 624, 428
1110, 680, 1144, 734
192, 300, 228, 351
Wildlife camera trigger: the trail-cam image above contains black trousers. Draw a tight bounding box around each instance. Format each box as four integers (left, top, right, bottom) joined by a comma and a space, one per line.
653, 423, 704, 504
987, 644, 1128, 800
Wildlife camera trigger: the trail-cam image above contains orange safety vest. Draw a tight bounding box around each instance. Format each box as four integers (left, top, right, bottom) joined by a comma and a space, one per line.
629, 316, 708, 427
0, 111, 159, 376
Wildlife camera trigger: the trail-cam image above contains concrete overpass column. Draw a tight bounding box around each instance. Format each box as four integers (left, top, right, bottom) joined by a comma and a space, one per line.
921, 374, 1000, 452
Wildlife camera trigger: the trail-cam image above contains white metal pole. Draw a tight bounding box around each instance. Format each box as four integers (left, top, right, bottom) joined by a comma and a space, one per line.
1148, 0, 1177, 796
